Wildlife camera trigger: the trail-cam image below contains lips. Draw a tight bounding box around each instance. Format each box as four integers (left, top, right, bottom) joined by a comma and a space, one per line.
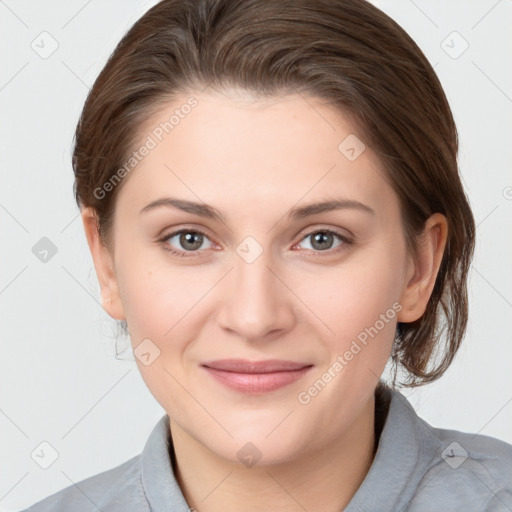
201, 359, 313, 394
203, 359, 310, 373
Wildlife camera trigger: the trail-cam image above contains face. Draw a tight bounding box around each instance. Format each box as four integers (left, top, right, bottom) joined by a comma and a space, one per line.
87, 89, 428, 466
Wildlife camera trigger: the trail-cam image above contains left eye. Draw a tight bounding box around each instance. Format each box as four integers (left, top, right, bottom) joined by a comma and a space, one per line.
161, 230, 214, 256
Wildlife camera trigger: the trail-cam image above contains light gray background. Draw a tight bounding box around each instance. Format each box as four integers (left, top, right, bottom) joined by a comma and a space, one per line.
1, 0, 511, 510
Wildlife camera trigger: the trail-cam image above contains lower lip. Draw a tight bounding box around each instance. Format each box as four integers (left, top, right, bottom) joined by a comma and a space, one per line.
203, 366, 312, 394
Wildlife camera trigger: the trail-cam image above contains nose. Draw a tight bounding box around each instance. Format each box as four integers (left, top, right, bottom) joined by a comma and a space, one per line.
217, 243, 295, 343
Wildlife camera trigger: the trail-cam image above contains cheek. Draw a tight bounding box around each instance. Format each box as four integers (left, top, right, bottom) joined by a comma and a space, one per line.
121, 276, 184, 341
116, 252, 216, 369
294, 250, 403, 420
308, 246, 404, 340
114, 245, 179, 341
116, 259, 199, 414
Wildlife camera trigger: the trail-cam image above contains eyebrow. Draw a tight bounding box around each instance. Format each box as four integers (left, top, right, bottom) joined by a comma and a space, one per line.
139, 196, 376, 221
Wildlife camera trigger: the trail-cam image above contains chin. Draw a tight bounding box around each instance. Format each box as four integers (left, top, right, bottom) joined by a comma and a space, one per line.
212, 435, 304, 468
209, 414, 310, 466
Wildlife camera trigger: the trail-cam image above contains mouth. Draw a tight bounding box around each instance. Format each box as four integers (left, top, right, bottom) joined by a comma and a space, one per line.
201, 359, 314, 394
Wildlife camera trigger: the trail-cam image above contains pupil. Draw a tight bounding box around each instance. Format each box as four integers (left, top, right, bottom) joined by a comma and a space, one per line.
313, 232, 332, 250
181, 232, 202, 250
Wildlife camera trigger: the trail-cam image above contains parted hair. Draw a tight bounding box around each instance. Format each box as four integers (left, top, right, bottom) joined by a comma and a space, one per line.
72, 0, 476, 387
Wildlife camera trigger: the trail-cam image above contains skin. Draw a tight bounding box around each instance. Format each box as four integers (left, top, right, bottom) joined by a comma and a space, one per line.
82, 88, 448, 511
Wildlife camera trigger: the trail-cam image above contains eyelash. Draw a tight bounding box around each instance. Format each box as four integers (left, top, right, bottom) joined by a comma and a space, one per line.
157, 227, 353, 259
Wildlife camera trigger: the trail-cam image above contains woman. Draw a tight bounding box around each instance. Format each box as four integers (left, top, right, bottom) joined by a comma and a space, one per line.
22, 0, 512, 510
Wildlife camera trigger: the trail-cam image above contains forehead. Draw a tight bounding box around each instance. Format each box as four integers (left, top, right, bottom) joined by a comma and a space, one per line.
117, 90, 397, 221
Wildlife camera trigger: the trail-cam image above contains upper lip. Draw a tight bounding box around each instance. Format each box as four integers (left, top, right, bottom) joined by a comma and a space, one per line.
202, 359, 312, 373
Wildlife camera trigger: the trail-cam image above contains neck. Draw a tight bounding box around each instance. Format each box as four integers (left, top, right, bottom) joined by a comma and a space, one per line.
170, 393, 376, 512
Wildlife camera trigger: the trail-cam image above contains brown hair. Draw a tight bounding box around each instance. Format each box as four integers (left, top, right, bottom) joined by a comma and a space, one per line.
72, 0, 475, 387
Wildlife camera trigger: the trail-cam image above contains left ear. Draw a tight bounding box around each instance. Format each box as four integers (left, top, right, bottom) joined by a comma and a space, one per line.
397, 213, 448, 323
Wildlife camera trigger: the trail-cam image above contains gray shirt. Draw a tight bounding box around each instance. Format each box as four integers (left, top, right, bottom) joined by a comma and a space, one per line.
21, 384, 512, 511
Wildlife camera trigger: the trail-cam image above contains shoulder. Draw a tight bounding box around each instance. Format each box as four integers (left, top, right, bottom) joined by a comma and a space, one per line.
426, 428, 511, 493
408, 409, 512, 510
20, 455, 148, 512
374, 387, 512, 511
